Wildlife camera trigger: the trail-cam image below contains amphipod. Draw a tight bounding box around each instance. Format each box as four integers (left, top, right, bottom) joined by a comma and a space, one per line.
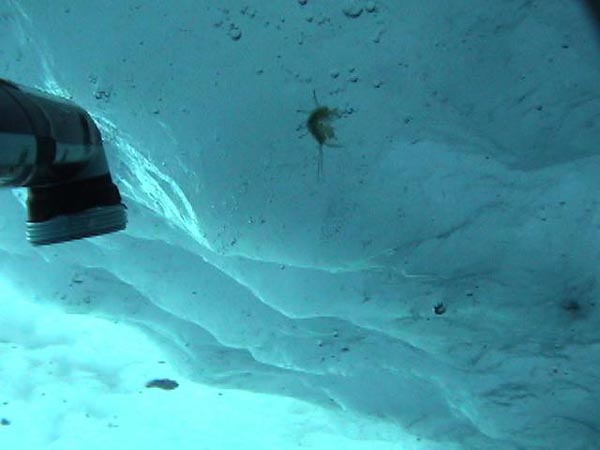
306, 90, 341, 180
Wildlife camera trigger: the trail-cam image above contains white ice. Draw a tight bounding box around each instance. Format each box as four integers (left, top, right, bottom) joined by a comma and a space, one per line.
1, 1, 599, 449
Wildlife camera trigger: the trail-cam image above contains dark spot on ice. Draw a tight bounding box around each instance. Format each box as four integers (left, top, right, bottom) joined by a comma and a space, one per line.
1, 418, 10, 426
562, 300, 580, 312
433, 302, 447, 315
561, 299, 586, 319
145, 378, 179, 390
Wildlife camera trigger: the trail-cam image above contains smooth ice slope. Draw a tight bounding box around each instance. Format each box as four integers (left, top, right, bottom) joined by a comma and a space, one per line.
1, 1, 600, 449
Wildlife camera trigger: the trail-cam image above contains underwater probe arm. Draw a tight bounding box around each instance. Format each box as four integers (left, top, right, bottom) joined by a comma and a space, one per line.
0, 78, 126, 245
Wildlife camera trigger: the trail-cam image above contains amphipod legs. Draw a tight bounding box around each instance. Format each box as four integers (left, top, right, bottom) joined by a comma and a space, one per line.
317, 143, 324, 180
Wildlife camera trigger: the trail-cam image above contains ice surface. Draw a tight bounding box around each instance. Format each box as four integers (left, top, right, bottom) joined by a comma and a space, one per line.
1, 1, 599, 449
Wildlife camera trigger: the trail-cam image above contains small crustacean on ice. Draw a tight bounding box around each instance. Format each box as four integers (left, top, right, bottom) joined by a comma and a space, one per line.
302, 90, 342, 180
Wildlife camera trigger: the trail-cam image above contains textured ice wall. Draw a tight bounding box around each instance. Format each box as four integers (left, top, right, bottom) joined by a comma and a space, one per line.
1, 1, 600, 449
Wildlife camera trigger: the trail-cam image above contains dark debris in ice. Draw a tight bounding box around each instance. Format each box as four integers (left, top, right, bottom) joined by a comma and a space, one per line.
145, 378, 179, 390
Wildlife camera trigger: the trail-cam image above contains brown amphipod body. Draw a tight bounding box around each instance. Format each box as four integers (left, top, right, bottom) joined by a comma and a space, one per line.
306, 90, 341, 180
